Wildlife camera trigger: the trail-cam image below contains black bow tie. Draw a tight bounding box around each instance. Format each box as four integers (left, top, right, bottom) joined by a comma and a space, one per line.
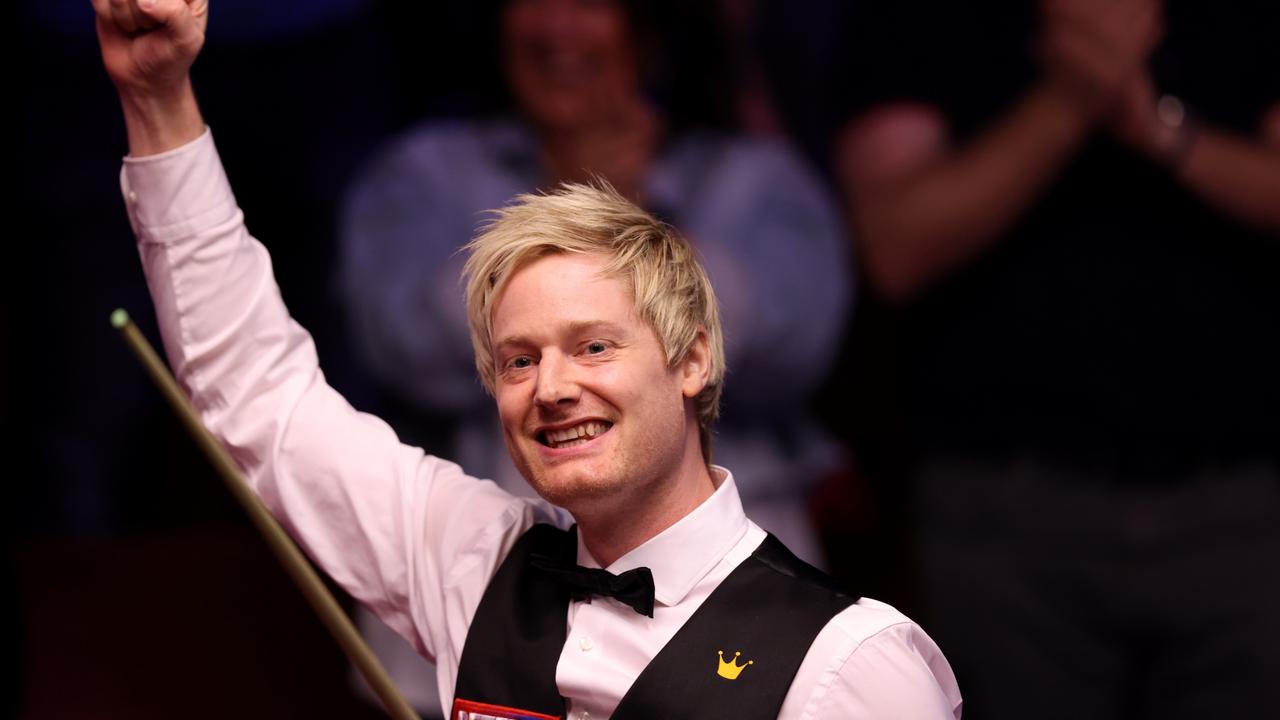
530, 553, 656, 618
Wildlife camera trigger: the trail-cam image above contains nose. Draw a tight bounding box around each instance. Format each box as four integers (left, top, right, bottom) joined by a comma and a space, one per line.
534, 351, 580, 409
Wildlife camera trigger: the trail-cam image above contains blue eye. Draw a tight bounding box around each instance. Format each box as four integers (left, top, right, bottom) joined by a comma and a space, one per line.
586, 342, 607, 354
510, 356, 533, 369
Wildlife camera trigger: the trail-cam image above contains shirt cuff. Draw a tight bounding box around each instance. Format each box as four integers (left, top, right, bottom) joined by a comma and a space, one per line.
119, 127, 239, 244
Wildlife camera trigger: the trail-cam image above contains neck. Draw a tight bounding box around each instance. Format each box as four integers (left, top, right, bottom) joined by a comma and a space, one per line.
574, 452, 715, 568
536, 99, 661, 201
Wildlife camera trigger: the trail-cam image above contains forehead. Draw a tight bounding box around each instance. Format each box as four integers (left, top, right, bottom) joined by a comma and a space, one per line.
491, 252, 638, 342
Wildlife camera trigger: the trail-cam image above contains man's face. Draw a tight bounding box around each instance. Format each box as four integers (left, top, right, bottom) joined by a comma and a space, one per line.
501, 0, 640, 131
490, 252, 703, 510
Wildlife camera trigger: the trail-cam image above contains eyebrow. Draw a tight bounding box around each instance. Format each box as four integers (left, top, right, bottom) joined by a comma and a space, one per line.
494, 320, 630, 354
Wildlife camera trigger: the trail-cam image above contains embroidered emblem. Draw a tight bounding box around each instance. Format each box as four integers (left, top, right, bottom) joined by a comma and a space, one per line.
716, 649, 754, 680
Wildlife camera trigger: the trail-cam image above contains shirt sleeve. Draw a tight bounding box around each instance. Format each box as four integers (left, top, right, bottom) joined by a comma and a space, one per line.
119, 129, 559, 664
781, 601, 962, 719
816, 623, 962, 718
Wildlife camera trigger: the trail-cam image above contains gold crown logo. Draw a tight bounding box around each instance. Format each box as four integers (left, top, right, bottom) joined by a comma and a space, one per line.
716, 650, 754, 680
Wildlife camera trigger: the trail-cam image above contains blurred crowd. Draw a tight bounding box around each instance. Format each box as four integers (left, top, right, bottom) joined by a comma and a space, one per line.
11, 0, 1278, 718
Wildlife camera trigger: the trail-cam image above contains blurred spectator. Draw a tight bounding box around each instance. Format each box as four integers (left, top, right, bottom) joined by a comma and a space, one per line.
837, 0, 1279, 717
338, 0, 852, 714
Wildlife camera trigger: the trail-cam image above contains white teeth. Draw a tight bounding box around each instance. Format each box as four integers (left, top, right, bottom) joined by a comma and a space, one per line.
545, 421, 609, 447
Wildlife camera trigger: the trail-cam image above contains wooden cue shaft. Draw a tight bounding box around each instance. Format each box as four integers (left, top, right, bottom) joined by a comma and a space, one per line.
112, 309, 420, 720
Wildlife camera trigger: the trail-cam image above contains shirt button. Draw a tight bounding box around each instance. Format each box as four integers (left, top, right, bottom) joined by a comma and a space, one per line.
579, 636, 594, 652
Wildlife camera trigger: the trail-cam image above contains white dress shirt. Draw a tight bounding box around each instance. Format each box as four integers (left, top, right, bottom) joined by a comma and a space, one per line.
120, 129, 962, 719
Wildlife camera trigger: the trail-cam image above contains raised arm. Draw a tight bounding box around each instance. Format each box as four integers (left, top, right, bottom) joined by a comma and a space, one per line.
93, 0, 551, 665
837, 0, 1162, 303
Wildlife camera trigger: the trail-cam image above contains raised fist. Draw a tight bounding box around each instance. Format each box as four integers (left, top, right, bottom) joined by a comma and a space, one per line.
93, 0, 209, 98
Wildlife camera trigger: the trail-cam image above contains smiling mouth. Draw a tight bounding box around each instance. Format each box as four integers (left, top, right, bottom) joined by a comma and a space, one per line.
539, 421, 613, 449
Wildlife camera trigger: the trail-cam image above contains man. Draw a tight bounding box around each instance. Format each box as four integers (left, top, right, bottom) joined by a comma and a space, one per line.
337, 5, 850, 712
836, 0, 1279, 717
93, 1, 961, 717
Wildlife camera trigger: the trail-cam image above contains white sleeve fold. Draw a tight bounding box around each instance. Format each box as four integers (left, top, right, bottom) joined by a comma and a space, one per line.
119, 129, 555, 664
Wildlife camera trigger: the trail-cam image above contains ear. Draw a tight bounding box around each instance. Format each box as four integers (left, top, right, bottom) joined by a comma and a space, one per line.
678, 328, 712, 399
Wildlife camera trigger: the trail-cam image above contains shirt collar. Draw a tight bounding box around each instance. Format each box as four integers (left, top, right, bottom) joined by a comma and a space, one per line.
575, 466, 749, 607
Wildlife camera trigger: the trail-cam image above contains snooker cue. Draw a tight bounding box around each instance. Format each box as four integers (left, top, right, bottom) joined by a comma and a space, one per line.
112, 309, 421, 720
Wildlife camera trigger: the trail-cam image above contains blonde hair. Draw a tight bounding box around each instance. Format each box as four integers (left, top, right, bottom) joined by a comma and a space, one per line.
462, 181, 726, 461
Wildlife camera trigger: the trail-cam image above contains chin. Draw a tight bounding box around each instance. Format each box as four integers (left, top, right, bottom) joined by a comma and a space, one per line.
523, 96, 591, 131
518, 458, 622, 509
528, 469, 607, 507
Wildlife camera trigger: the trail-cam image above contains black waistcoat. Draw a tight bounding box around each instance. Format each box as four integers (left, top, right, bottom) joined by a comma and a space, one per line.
452, 524, 858, 719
